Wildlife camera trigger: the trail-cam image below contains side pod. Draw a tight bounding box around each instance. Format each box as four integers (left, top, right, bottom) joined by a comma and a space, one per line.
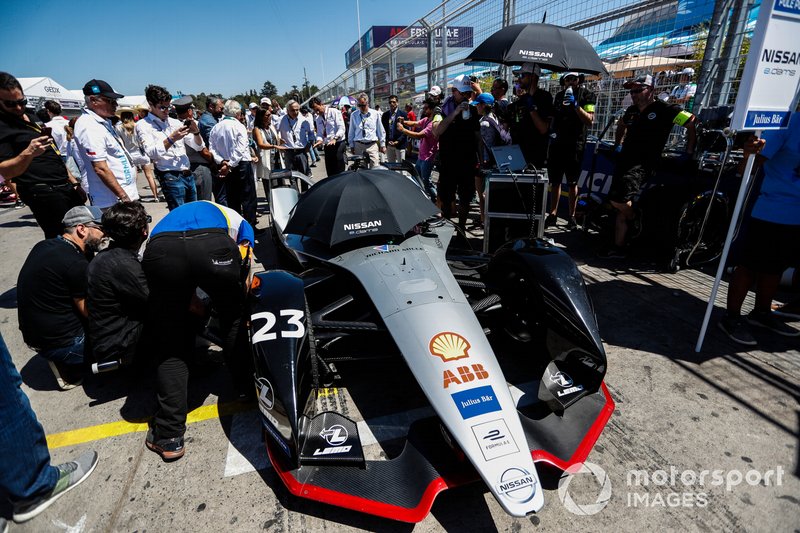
488, 239, 607, 390
249, 270, 314, 464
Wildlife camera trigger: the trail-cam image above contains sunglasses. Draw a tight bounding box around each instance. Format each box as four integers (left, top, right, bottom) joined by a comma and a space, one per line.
84, 223, 104, 230
357, 103, 367, 108
629, 87, 647, 95
1, 98, 27, 108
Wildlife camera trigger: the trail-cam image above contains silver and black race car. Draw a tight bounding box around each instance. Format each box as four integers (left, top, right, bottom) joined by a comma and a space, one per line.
248, 168, 614, 522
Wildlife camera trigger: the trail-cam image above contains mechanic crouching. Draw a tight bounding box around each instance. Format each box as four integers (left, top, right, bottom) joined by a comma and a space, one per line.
141, 200, 254, 461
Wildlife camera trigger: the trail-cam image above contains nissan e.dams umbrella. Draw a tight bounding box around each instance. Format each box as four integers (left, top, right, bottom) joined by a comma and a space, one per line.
284, 169, 440, 247
466, 23, 608, 75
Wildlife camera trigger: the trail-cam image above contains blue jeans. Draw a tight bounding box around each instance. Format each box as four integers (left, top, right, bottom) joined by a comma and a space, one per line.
415, 158, 437, 199
37, 335, 84, 366
158, 170, 197, 211
0, 332, 58, 502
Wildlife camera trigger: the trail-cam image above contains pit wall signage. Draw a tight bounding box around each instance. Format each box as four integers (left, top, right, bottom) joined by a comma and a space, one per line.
731, 0, 800, 130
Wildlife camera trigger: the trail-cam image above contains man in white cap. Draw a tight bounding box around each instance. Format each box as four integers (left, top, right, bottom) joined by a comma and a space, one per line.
434, 74, 481, 229
670, 67, 697, 106
260, 97, 272, 111
246, 102, 258, 132
16, 205, 106, 389
600, 74, 696, 258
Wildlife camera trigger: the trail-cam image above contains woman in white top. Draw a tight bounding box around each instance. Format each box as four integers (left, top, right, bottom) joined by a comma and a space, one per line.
252, 107, 285, 195
127, 106, 161, 202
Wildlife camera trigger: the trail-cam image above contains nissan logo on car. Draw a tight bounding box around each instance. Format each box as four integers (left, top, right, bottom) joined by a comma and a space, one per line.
496, 467, 537, 503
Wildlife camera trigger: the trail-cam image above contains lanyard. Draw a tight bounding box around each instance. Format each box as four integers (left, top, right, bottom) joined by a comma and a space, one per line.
23, 121, 60, 156
100, 118, 135, 168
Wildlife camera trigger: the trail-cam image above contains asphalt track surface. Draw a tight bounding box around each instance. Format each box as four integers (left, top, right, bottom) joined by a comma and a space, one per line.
0, 162, 798, 532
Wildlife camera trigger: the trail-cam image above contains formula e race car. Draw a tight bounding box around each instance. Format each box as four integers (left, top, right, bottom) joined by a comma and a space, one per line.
248, 168, 614, 523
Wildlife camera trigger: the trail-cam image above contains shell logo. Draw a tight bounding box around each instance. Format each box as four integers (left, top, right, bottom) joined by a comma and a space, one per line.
429, 332, 471, 362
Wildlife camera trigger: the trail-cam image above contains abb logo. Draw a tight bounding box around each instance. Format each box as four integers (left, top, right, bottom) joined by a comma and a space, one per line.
443, 364, 489, 388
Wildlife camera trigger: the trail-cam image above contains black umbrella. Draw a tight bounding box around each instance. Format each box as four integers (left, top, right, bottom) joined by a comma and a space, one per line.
466, 23, 608, 75
284, 169, 440, 247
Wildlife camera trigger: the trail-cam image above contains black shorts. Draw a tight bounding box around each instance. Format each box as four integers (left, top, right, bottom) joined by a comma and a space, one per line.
607, 164, 651, 203
547, 149, 582, 185
740, 218, 800, 274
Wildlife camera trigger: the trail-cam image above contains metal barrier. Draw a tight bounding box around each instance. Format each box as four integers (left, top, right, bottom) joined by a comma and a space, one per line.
309, 0, 757, 142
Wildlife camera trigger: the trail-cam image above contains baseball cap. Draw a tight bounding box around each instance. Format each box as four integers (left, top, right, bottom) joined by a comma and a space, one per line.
82, 79, 124, 99
680, 67, 695, 76
561, 71, 581, 81
517, 63, 542, 77
450, 75, 472, 93
248, 102, 258, 109
260, 97, 272, 105
623, 74, 654, 89
428, 85, 442, 97
470, 92, 495, 106
62, 205, 103, 228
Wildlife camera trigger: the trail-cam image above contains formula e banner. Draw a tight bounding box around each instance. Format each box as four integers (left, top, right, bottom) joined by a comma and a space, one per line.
731, 0, 800, 130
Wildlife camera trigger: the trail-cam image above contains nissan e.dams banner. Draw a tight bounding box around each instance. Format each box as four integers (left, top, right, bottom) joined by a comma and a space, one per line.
731, 0, 800, 130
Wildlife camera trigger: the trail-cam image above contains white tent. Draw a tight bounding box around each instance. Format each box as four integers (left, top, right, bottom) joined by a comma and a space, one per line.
18, 77, 83, 112
117, 95, 147, 108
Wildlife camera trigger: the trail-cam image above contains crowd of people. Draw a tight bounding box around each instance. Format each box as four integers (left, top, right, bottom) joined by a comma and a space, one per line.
0, 60, 797, 528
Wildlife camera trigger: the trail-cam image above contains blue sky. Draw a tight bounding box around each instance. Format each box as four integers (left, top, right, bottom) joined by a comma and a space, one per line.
1, 0, 440, 97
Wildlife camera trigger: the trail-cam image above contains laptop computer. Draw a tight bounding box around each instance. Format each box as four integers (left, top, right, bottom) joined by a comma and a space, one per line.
491, 144, 528, 172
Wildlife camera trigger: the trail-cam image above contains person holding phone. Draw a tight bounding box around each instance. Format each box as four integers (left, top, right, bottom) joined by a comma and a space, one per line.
0, 72, 85, 238
135, 88, 202, 210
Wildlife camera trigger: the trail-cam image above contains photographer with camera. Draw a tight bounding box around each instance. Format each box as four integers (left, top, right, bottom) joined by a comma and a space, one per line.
135, 85, 202, 210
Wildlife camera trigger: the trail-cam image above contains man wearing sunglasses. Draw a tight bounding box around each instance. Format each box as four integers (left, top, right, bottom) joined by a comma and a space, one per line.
601, 74, 696, 258
0, 72, 84, 238
347, 93, 386, 168
74, 79, 140, 210
136, 85, 203, 211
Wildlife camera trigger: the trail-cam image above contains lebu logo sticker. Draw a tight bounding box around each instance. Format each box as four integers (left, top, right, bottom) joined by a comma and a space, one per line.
314, 424, 352, 456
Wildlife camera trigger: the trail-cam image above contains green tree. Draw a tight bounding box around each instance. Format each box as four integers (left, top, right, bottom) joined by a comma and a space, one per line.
261, 81, 278, 97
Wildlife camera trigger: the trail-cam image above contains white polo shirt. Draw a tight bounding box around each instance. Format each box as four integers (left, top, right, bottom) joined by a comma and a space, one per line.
73, 108, 139, 208
46, 115, 70, 156
135, 113, 204, 172
208, 116, 251, 168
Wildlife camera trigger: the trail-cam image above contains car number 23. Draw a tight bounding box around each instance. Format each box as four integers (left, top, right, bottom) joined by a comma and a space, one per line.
251, 309, 306, 344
